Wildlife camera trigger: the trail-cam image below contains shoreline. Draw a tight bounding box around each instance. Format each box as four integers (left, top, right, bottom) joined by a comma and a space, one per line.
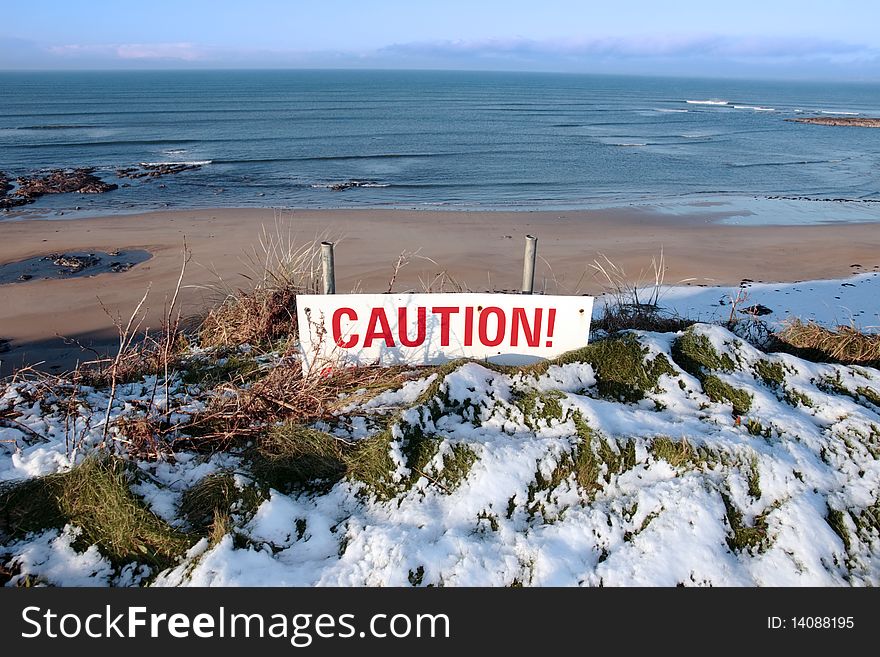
2, 206, 879, 375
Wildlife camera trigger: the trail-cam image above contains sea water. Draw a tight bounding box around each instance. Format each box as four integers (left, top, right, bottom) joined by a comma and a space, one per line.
2, 69, 879, 224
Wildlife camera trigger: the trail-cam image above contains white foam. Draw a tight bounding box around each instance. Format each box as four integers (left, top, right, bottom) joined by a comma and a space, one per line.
820, 110, 860, 116
139, 160, 212, 167
733, 105, 775, 112
685, 99, 729, 106
613, 143, 647, 147
656, 108, 688, 113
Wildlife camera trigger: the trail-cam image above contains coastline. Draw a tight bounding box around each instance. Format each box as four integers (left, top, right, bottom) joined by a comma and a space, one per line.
2, 206, 879, 375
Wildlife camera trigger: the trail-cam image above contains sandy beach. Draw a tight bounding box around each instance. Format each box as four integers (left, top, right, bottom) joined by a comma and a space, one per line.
1, 206, 879, 375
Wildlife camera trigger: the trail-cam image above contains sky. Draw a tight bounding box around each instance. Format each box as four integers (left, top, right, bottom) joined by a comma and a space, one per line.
2, 0, 879, 79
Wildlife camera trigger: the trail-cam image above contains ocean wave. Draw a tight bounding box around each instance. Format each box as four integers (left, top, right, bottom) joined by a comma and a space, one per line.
163, 149, 188, 155
655, 108, 688, 113
685, 99, 729, 106
299, 152, 447, 161
310, 181, 391, 189
820, 110, 860, 116
729, 159, 833, 168
139, 160, 212, 167
17, 124, 94, 130
13, 138, 203, 149
733, 105, 775, 111
612, 142, 647, 147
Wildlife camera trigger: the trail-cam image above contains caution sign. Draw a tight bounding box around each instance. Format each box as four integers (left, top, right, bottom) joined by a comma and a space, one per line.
296, 293, 593, 372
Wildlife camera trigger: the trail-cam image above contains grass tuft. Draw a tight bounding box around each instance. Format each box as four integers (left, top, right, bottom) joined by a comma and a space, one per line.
773, 320, 880, 368
552, 333, 675, 403
721, 492, 769, 553
249, 424, 347, 492
671, 328, 735, 377
0, 457, 192, 568
703, 375, 753, 416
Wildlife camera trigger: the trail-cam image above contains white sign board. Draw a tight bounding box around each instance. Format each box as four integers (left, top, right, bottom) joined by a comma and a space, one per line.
296, 293, 592, 373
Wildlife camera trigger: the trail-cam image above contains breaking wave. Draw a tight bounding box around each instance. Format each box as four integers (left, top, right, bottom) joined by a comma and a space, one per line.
139, 160, 212, 167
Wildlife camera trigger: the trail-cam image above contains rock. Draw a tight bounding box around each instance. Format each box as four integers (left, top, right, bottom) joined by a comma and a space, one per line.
786, 117, 880, 128
109, 262, 133, 273
43, 253, 100, 273
0, 338, 10, 354
5, 168, 118, 208
18, 274, 32, 281
328, 180, 381, 192
116, 162, 205, 179
742, 304, 773, 316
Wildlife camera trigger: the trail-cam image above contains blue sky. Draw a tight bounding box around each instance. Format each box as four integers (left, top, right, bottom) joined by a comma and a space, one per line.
2, 0, 879, 79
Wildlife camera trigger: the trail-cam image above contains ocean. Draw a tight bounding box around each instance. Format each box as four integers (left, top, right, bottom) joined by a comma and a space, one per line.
2, 69, 880, 223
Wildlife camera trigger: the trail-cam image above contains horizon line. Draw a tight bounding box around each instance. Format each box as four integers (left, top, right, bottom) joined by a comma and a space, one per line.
0, 66, 878, 84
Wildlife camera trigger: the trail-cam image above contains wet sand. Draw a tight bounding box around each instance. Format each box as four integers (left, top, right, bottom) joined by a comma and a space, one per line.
1, 207, 879, 375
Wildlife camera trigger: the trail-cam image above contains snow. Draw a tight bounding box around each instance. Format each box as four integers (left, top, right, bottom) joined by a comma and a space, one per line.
602, 271, 880, 330
4, 526, 115, 587
2, 276, 880, 587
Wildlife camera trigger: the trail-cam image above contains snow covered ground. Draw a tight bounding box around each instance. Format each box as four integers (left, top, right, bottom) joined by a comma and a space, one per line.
615, 271, 880, 331
1, 275, 879, 587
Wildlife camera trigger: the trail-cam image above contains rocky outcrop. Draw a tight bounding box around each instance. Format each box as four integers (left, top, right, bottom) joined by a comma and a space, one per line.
1, 168, 118, 209
787, 117, 880, 128
116, 162, 204, 179
16, 168, 118, 196
46, 253, 100, 273
328, 179, 380, 191
0, 171, 29, 209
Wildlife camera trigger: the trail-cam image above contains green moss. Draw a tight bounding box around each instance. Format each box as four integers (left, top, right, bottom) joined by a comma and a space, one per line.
0, 457, 193, 568
856, 386, 880, 408
826, 506, 851, 552
649, 437, 715, 469
551, 333, 675, 403
746, 462, 762, 500
408, 565, 425, 586
670, 329, 751, 416
345, 430, 399, 500
476, 510, 500, 532
721, 492, 769, 553
819, 375, 880, 410
436, 444, 477, 490
745, 419, 771, 438
511, 389, 566, 430
849, 500, 879, 541
784, 389, 814, 408
754, 360, 786, 387
703, 375, 753, 416
624, 511, 659, 542
180, 472, 265, 538
671, 329, 736, 378
249, 424, 348, 492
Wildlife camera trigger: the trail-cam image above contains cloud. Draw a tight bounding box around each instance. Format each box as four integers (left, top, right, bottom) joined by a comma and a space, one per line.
48, 42, 205, 61
3, 32, 878, 78
380, 34, 872, 61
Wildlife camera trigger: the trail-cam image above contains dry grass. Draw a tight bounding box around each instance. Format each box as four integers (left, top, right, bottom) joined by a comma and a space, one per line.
0, 457, 192, 567
198, 218, 324, 349
180, 359, 412, 449
591, 251, 694, 333
774, 319, 880, 367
